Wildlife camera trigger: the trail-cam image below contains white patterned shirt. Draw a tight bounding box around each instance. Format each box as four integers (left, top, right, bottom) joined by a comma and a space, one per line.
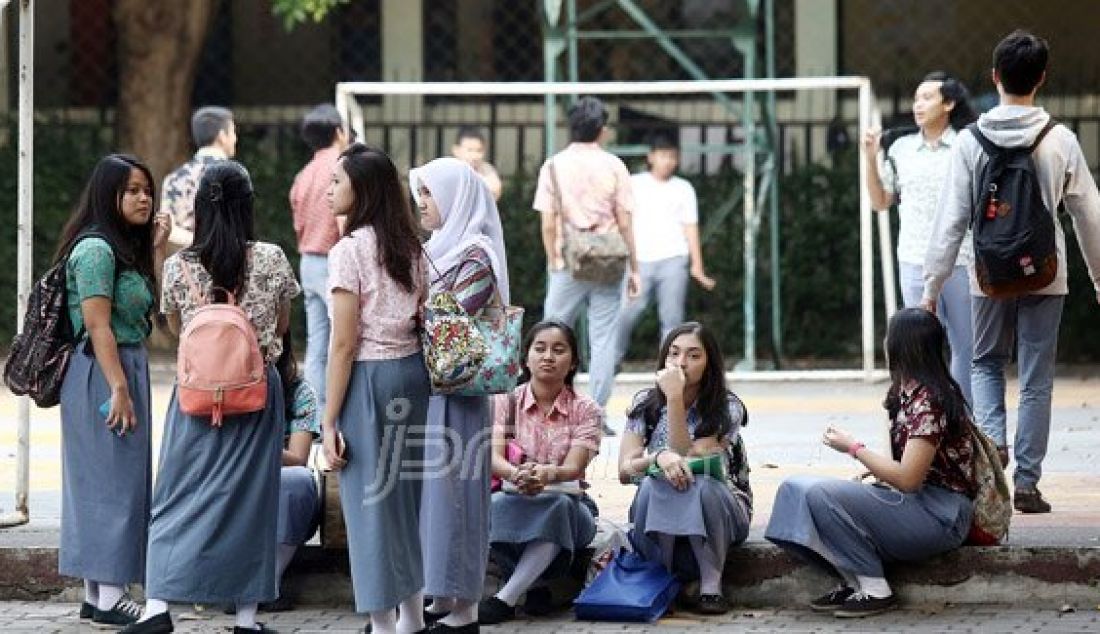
879, 127, 973, 266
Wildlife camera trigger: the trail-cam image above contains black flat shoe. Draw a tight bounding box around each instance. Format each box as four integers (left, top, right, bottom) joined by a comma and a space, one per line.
119, 612, 174, 634
234, 624, 277, 633
428, 622, 478, 633
79, 601, 95, 619
693, 593, 730, 615
476, 596, 515, 625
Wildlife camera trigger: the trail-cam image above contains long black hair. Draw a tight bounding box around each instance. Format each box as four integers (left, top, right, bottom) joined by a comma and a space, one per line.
338, 143, 422, 293
275, 331, 301, 418
883, 308, 969, 438
54, 154, 157, 290
627, 322, 744, 443
185, 161, 255, 299
923, 71, 978, 131
517, 319, 580, 388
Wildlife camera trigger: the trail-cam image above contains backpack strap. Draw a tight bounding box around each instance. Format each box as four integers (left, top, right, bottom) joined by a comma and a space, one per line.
1028, 118, 1058, 153
967, 122, 1001, 158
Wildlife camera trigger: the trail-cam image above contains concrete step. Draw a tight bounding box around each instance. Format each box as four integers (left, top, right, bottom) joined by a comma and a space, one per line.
4, 539, 1099, 607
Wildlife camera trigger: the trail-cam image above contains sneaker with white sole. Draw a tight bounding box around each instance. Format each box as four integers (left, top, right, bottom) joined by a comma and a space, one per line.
92, 596, 144, 627
833, 591, 897, 618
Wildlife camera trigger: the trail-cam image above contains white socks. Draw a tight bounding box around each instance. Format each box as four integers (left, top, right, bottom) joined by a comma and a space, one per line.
369, 608, 397, 634
83, 579, 99, 607
437, 598, 477, 628
855, 575, 892, 598
688, 536, 723, 596
395, 591, 425, 633
276, 543, 298, 580
97, 584, 124, 612
236, 602, 259, 629
495, 540, 562, 607
138, 598, 168, 623
657, 533, 676, 571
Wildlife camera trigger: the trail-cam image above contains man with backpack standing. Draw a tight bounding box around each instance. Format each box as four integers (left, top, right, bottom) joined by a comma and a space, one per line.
923, 30, 1100, 514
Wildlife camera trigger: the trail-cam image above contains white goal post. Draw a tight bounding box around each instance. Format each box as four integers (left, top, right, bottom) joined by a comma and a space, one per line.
336, 77, 895, 382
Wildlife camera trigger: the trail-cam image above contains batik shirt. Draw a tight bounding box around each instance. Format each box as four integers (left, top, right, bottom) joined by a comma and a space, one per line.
161, 151, 223, 233
889, 384, 977, 498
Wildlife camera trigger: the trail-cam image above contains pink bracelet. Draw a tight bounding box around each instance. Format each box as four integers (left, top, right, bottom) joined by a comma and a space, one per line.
848, 442, 865, 458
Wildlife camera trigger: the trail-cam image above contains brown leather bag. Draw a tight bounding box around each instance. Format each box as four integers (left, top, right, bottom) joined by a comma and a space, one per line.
548, 160, 629, 284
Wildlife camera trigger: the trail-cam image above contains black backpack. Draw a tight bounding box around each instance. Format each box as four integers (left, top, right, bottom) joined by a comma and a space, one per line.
3, 233, 109, 407
968, 120, 1059, 298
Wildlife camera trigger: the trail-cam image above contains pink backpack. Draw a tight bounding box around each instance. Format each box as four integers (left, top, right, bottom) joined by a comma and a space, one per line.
176, 259, 267, 427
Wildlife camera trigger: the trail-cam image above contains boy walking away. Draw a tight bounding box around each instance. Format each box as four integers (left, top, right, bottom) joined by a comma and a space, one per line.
533, 96, 642, 436
161, 106, 236, 249
452, 126, 503, 201
923, 30, 1100, 514
616, 135, 716, 366
290, 104, 350, 419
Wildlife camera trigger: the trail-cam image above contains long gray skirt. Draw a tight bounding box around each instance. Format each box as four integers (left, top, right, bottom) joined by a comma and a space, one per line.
144, 368, 284, 604
629, 475, 750, 578
765, 475, 973, 578
59, 342, 152, 586
490, 491, 597, 579
420, 394, 491, 602
279, 466, 320, 545
339, 354, 430, 613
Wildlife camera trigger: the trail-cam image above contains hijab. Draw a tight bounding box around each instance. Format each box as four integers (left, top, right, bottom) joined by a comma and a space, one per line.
410, 157, 510, 303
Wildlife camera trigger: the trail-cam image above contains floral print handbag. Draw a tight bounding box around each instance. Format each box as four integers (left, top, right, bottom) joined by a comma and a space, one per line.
455, 289, 524, 396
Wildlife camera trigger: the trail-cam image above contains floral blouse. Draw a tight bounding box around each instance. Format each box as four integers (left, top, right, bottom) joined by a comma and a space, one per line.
66, 237, 153, 344
890, 384, 976, 497
161, 241, 301, 364
285, 379, 320, 440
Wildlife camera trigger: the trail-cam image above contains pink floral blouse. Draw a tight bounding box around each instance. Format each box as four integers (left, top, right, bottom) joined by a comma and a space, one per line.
327, 227, 427, 360
493, 384, 603, 476
890, 384, 977, 497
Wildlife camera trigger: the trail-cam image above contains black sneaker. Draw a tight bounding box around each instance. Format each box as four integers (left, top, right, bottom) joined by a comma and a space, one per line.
810, 585, 854, 613
234, 625, 277, 633
119, 611, 174, 634
476, 596, 515, 625
80, 601, 95, 619
1014, 486, 1052, 514
833, 592, 898, 618
92, 596, 144, 627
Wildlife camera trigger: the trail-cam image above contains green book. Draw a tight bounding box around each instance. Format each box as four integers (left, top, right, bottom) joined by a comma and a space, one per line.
646, 452, 726, 480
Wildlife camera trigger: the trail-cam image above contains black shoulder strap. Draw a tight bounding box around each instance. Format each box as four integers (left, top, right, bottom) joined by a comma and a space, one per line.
967, 122, 1000, 158
1028, 118, 1058, 153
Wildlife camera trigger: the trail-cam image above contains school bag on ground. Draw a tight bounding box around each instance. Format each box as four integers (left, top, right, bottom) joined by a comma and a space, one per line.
574, 547, 679, 622
3, 233, 110, 407
175, 259, 266, 427
968, 120, 1058, 298
962, 420, 1012, 545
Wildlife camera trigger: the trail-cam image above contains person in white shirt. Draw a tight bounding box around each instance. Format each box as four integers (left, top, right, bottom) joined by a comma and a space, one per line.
615, 137, 715, 364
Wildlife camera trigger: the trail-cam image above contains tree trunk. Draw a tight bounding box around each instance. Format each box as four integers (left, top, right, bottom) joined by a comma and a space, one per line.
113, 0, 219, 182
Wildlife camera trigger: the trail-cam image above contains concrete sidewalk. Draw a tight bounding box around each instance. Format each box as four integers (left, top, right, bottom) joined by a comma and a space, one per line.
3, 374, 1100, 606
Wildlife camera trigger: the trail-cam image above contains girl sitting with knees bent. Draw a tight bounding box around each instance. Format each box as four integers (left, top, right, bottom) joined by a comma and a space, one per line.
617, 322, 752, 615
479, 320, 603, 627
765, 307, 977, 618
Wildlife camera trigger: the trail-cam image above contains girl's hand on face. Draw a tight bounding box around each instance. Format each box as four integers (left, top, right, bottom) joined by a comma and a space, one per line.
655, 364, 686, 400
822, 425, 856, 454
656, 450, 694, 491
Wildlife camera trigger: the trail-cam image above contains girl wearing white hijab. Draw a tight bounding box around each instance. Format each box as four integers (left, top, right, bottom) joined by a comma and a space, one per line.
411, 157, 510, 633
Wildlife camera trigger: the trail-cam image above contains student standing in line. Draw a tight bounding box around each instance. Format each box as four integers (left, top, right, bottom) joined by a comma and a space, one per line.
124, 161, 301, 634
411, 157, 510, 633
58, 154, 170, 627
766, 308, 977, 618
321, 143, 431, 634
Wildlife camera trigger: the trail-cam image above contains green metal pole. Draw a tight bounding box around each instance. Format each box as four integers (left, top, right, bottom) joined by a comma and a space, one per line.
740, 40, 756, 371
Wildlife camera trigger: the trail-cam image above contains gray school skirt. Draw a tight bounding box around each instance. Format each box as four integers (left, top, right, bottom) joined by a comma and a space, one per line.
279, 466, 320, 546
765, 475, 973, 578
59, 341, 152, 586
489, 491, 598, 579
338, 354, 431, 613
144, 368, 284, 604
629, 475, 751, 578
420, 393, 492, 602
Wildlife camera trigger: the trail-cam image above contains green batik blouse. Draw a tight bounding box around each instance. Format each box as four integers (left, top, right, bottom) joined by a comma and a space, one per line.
66, 237, 153, 344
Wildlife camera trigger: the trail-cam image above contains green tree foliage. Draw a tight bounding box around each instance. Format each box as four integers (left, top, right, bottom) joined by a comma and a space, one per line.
270, 0, 350, 30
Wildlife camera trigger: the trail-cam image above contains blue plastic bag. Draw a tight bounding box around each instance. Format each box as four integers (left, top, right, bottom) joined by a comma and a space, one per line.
573, 549, 679, 622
